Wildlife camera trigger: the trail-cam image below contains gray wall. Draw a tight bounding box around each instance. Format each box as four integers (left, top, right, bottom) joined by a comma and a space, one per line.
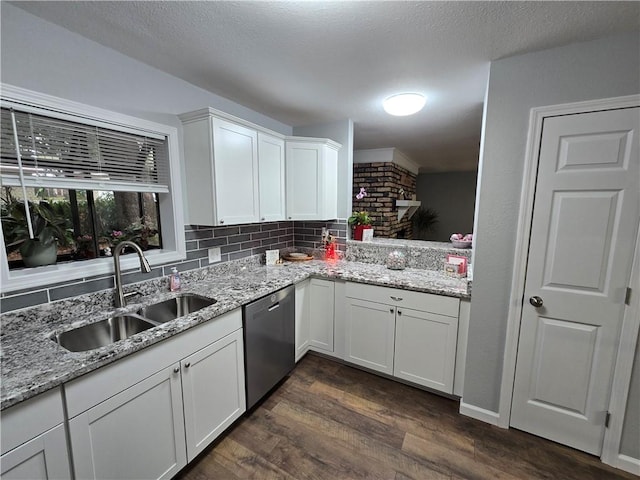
465, 31, 639, 457
415, 171, 477, 242
293, 120, 354, 219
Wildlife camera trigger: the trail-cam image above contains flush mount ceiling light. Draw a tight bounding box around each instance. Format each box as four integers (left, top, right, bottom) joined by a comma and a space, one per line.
383, 93, 426, 116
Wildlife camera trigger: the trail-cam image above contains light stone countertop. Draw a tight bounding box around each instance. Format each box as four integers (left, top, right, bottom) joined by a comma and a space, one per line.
0, 258, 469, 410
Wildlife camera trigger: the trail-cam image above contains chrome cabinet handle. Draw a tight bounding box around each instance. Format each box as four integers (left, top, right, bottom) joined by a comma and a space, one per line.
397, 310, 402, 316
529, 296, 544, 308
184, 362, 191, 369
390, 296, 403, 302
389, 308, 394, 314
173, 367, 180, 373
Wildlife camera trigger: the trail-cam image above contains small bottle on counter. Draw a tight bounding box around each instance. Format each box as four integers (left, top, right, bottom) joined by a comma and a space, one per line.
169, 267, 181, 292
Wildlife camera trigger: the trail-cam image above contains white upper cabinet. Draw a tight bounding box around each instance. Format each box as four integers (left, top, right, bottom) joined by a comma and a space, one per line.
181, 108, 288, 226
257, 132, 286, 222
211, 118, 260, 225
285, 138, 340, 221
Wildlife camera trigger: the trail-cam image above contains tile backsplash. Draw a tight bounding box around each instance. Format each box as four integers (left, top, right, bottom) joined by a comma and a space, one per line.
0, 220, 346, 313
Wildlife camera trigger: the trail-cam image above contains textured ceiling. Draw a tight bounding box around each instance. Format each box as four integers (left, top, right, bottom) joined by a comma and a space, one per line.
10, 1, 640, 172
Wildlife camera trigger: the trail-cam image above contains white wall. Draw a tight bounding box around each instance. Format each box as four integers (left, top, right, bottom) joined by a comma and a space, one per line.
293, 119, 354, 219
415, 171, 477, 241
465, 31, 640, 457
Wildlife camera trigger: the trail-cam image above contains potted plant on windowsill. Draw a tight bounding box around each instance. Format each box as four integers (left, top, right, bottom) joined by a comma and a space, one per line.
348, 211, 373, 241
2, 199, 71, 268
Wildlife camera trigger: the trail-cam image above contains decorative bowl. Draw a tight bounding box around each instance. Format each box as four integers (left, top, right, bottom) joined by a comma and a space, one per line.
451, 240, 472, 249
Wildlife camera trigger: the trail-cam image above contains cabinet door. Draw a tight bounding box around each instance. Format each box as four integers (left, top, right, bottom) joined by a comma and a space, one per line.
1, 425, 71, 480
69, 364, 187, 480
295, 280, 311, 361
212, 118, 259, 225
182, 329, 246, 462
394, 307, 458, 394
286, 142, 321, 220
258, 132, 285, 222
309, 278, 335, 353
345, 298, 396, 374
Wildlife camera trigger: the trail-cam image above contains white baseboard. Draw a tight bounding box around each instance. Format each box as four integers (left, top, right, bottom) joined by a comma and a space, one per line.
459, 401, 501, 427
614, 454, 640, 476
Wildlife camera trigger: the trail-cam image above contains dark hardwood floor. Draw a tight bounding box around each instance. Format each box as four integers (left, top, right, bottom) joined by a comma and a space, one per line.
177, 354, 636, 480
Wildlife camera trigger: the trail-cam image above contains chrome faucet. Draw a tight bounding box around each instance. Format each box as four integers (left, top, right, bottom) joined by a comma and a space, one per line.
113, 241, 151, 308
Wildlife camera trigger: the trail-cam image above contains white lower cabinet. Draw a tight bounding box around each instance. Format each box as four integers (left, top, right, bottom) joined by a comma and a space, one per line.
69, 364, 187, 480
182, 329, 245, 461
344, 298, 396, 375
394, 307, 458, 393
65, 309, 245, 480
344, 282, 460, 394
295, 279, 311, 361
1, 388, 71, 480
309, 278, 335, 354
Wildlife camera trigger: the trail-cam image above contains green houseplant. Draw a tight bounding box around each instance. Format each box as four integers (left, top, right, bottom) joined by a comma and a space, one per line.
348, 211, 373, 241
2, 198, 71, 267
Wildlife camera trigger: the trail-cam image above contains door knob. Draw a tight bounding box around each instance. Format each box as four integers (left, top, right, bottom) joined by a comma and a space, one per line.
529, 296, 544, 308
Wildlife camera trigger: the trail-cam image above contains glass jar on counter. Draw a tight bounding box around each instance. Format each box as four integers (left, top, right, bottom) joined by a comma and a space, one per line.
386, 250, 406, 270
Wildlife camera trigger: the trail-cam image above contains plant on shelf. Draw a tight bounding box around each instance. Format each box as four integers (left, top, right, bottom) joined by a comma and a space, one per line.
1, 193, 72, 267
412, 206, 439, 240
347, 211, 372, 227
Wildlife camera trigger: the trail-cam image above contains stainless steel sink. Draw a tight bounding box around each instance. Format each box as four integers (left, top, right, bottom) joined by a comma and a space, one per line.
51, 314, 156, 352
51, 294, 216, 352
138, 294, 216, 323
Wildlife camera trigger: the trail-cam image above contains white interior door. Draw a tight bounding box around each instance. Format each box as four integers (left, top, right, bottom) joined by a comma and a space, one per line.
511, 106, 639, 455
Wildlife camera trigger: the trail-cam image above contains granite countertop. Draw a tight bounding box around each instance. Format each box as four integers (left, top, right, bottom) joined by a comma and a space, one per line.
0, 259, 469, 410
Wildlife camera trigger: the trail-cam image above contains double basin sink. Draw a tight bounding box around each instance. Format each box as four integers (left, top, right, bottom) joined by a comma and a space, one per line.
51, 294, 216, 352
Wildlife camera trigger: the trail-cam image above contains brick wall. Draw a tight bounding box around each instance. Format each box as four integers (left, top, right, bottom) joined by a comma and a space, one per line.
352, 162, 417, 238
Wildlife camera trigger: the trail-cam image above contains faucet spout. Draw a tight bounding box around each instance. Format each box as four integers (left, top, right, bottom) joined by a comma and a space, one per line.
113, 241, 151, 308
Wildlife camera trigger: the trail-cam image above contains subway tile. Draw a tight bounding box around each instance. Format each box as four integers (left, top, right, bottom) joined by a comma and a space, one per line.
199, 237, 227, 249
229, 250, 252, 261
185, 240, 198, 251
122, 268, 163, 285
49, 277, 115, 301
186, 249, 209, 260
214, 226, 240, 237
227, 234, 251, 244
261, 223, 280, 232
261, 237, 280, 246
221, 244, 241, 254
1, 290, 49, 313
185, 229, 214, 241
240, 224, 262, 234
241, 240, 262, 250
251, 231, 271, 240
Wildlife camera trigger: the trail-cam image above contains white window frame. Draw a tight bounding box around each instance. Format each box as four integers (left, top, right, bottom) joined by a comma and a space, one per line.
0, 84, 186, 293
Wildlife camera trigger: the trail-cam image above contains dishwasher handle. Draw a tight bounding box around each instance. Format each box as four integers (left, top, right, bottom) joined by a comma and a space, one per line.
268, 302, 280, 312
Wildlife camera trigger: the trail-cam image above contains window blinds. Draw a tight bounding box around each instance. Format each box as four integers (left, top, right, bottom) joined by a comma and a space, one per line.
0, 107, 170, 193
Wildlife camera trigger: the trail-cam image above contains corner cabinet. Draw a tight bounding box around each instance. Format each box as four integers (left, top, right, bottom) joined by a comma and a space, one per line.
65, 309, 245, 480
180, 108, 285, 226
285, 138, 340, 220
0, 388, 72, 480
344, 282, 460, 394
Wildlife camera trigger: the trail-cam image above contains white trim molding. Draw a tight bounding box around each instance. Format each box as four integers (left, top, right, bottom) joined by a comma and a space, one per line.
0, 84, 186, 294
498, 95, 640, 454
613, 455, 640, 476
459, 401, 500, 426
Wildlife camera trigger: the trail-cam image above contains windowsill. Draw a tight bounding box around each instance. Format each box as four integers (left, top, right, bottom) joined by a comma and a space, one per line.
1, 249, 185, 294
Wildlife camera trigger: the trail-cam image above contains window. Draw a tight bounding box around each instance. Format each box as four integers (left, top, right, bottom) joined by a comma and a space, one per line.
0, 85, 185, 293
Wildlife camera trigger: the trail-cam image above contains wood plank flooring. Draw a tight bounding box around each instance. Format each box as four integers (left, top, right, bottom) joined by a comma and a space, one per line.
177, 354, 636, 480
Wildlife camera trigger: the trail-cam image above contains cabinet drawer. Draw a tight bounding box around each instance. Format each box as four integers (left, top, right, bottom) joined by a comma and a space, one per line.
345, 282, 459, 317
65, 308, 242, 418
1, 388, 65, 455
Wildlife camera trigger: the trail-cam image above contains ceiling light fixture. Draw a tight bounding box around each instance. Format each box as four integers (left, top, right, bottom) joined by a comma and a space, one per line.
383, 93, 426, 116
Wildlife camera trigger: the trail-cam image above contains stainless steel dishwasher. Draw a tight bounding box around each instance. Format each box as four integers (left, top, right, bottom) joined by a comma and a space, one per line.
242, 285, 295, 409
